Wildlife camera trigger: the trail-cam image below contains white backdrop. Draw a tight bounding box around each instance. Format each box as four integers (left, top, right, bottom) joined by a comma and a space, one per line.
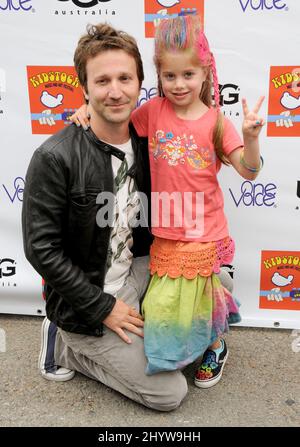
0, 0, 299, 329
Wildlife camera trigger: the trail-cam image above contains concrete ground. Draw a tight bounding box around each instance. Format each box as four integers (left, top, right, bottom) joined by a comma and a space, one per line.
0, 314, 299, 427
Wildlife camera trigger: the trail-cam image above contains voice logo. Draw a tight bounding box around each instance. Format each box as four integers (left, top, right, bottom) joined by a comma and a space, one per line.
0, 0, 34, 11
137, 86, 158, 108
229, 180, 277, 207
2, 177, 24, 203
0, 68, 4, 115
239, 0, 288, 12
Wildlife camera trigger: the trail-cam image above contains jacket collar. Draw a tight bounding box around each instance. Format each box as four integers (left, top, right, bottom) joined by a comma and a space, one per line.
85, 128, 125, 161
85, 122, 140, 178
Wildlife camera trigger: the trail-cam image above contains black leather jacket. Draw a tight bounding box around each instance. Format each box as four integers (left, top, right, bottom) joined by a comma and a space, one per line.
22, 123, 152, 336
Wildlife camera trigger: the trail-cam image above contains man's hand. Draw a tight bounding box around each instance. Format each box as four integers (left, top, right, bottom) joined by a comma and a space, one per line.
103, 299, 144, 344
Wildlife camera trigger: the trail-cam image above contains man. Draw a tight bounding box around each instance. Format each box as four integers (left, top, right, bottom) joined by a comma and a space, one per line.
22, 23, 188, 411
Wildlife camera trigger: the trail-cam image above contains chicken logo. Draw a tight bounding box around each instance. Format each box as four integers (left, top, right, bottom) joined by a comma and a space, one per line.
40, 91, 64, 109
259, 250, 300, 311
144, 0, 204, 38
271, 272, 293, 287
267, 66, 300, 137
280, 92, 300, 110
27, 66, 84, 135
157, 0, 180, 6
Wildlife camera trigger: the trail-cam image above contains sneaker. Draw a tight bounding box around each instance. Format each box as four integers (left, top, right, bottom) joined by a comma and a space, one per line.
39, 317, 75, 382
194, 338, 228, 389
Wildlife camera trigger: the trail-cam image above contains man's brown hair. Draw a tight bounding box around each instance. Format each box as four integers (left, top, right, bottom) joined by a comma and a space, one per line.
74, 23, 144, 91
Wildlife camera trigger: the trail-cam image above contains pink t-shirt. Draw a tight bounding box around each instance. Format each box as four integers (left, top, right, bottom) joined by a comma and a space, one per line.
131, 96, 243, 242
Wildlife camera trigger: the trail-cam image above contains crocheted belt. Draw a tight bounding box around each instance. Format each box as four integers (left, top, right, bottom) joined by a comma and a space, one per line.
149, 236, 235, 279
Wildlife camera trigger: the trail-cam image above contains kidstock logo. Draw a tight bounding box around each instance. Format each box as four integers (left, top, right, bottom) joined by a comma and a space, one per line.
267, 66, 300, 137
0, 0, 34, 11
260, 251, 300, 311
27, 66, 84, 134
229, 180, 277, 207
239, 0, 288, 12
144, 0, 204, 38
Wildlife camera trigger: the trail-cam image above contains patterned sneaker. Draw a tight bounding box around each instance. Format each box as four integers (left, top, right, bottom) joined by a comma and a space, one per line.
194, 338, 228, 389
39, 317, 75, 382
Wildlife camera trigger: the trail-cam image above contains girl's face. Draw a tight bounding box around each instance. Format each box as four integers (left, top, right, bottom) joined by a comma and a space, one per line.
159, 50, 208, 115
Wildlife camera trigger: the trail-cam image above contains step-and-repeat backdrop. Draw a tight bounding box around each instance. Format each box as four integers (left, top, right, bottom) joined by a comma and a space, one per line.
0, 0, 299, 329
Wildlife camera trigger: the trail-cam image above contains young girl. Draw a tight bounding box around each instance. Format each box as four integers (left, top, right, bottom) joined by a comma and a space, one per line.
72, 15, 264, 388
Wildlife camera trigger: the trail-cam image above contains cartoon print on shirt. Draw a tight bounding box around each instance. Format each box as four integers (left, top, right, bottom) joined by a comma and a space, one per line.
150, 130, 215, 169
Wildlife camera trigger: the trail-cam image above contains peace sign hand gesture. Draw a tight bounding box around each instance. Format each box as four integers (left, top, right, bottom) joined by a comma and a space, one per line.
242, 96, 265, 139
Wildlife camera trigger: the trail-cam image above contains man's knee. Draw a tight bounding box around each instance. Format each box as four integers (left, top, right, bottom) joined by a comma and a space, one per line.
218, 267, 234, 293
141, 373, 188, 412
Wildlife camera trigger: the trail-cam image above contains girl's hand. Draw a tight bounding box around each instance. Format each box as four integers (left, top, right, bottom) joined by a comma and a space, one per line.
70, 104, 90, 129
242, 96, 265, 139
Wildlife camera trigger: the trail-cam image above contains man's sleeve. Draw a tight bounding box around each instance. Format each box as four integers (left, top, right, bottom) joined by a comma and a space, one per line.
22, 148, 116, 329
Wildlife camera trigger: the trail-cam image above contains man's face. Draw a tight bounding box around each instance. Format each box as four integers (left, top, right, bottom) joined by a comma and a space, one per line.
84, 50, 140, 126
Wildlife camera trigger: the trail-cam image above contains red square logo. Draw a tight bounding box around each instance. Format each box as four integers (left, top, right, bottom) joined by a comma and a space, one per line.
144, 0, 205, 38
27, 66, 84, 135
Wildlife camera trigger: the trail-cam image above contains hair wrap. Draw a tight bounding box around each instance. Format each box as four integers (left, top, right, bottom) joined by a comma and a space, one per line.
196, 31, 220, 110
210, 53, 220, 110
196, 31, 211, 65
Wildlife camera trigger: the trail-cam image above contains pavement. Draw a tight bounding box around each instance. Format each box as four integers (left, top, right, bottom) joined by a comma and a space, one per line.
0, 314, 299, 427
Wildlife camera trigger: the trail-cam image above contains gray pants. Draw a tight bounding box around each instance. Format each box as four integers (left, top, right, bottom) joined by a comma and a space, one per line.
55, 256, 188, 412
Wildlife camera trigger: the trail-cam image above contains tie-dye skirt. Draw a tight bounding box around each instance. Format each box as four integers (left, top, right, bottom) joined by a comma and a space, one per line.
141, 236, 241, 375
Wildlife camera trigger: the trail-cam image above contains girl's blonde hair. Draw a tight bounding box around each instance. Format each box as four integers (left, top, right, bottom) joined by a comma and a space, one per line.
154, 15, 228, 165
